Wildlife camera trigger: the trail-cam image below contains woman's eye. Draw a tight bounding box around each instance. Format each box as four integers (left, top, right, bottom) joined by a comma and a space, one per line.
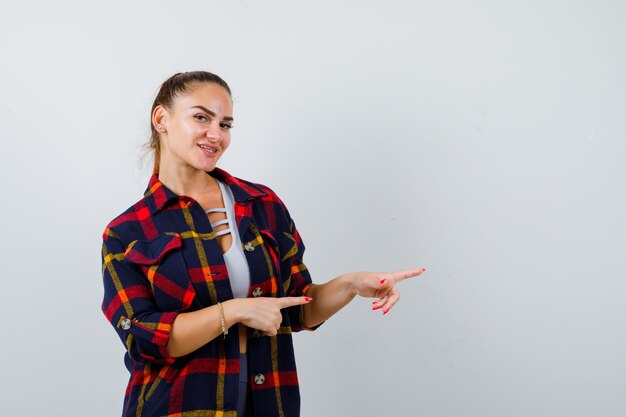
194, 114, 207, 122
220, 123, 233, 130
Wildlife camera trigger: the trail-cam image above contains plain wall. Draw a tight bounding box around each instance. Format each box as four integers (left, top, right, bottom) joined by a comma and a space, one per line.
1, 1, 625, 416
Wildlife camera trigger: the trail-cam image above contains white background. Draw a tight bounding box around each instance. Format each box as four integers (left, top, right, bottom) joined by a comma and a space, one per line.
1, 1, 625, 416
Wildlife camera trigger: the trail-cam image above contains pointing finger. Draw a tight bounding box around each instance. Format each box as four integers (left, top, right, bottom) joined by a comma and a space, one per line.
277, 296, 313, 309
388, 268, 426, 284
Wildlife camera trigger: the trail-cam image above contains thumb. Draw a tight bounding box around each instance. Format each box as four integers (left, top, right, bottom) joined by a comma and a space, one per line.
277, 296, 313, 309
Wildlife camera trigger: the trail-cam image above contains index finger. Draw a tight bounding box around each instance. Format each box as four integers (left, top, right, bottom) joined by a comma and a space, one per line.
277, 296, 312, 309
386, 268, 426, 284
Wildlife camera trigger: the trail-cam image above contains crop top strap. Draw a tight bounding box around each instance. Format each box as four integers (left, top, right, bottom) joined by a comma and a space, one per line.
206, 208, 227, 214
206, 206, 232, 237
210, 218, 230, 228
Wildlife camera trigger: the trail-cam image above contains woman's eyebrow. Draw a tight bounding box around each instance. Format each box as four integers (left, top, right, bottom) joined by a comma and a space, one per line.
191, 105, 234, 122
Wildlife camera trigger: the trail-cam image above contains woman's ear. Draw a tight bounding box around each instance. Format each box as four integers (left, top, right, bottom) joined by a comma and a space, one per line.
152, 105, 168, 131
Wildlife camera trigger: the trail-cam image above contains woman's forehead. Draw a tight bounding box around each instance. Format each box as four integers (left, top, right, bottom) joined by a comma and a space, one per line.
174, 83, 233, 113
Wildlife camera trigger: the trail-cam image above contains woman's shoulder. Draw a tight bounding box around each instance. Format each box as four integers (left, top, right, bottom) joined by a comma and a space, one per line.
216, 168, 288, 206
219, 170, 296, 230
240, 177, 281, 201
101, 195, 153, 245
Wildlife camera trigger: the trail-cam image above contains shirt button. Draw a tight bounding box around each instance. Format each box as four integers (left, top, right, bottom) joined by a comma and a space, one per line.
244, 241, 255, 252
254, 374, 265, 385
252, 287, 263, 297
120, 318, 131, 330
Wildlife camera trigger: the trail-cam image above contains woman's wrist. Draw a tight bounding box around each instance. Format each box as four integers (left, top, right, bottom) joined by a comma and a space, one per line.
338, 272, 359, 297
221, 299, 244, 328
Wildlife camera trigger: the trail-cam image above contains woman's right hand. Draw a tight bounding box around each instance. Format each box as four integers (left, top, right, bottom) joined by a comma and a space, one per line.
224, 296, 312, 336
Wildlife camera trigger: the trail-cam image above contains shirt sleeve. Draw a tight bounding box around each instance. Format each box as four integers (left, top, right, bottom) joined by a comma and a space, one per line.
101, 232, 179, 365
283, 215, 323, 332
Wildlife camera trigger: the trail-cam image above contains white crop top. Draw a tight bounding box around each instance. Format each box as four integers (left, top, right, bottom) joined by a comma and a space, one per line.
205, 179, 251, 298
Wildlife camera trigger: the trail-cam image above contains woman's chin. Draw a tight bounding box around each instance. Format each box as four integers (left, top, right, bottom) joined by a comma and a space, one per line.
194, 159, 220, 172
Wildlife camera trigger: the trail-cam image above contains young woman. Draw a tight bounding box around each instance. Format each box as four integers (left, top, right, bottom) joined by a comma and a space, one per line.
101, 71, 425, 417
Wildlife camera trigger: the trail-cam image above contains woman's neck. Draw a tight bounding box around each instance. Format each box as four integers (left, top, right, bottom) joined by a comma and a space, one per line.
157, 162, 216, 198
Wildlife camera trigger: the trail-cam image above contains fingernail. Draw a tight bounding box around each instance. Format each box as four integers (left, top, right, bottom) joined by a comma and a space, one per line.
372, 305, 382, 310
383, 309, 389, 315
380, 279, 386, 284
422, 268, 426, 272
305, 297, 313, 302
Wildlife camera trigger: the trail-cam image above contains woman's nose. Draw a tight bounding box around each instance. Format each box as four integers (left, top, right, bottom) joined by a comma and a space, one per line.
206, 125, 222, 142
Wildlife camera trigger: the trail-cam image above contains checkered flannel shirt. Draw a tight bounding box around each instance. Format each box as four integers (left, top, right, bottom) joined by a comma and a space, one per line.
101, 167, 320, 417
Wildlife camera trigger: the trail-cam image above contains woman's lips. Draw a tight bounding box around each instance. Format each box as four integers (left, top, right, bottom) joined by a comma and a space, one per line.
198, 144, 218, 157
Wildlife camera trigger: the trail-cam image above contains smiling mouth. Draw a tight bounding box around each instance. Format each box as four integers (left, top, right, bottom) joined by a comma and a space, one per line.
198, 144, 217, 154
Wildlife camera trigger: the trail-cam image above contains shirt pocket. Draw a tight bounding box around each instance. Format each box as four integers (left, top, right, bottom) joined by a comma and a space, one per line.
260, 229, 298, 283
123, 233, 196, 311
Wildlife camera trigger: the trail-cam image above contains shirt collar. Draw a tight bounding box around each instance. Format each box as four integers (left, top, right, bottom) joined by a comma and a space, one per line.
145, 167, 268, 213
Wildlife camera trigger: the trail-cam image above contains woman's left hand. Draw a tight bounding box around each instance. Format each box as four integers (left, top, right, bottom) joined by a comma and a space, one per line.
349, 268, 426, 315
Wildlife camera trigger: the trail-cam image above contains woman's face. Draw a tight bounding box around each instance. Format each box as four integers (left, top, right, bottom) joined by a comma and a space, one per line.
156, 83, 233, 173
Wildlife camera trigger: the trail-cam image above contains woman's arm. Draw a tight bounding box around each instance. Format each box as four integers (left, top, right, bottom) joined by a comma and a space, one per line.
302, 268, 426, 329
167, 268, 425, 356
166, 296, 311, 357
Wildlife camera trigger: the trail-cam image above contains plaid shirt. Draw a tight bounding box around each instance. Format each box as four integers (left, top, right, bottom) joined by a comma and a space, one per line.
101, 167, 319, 417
